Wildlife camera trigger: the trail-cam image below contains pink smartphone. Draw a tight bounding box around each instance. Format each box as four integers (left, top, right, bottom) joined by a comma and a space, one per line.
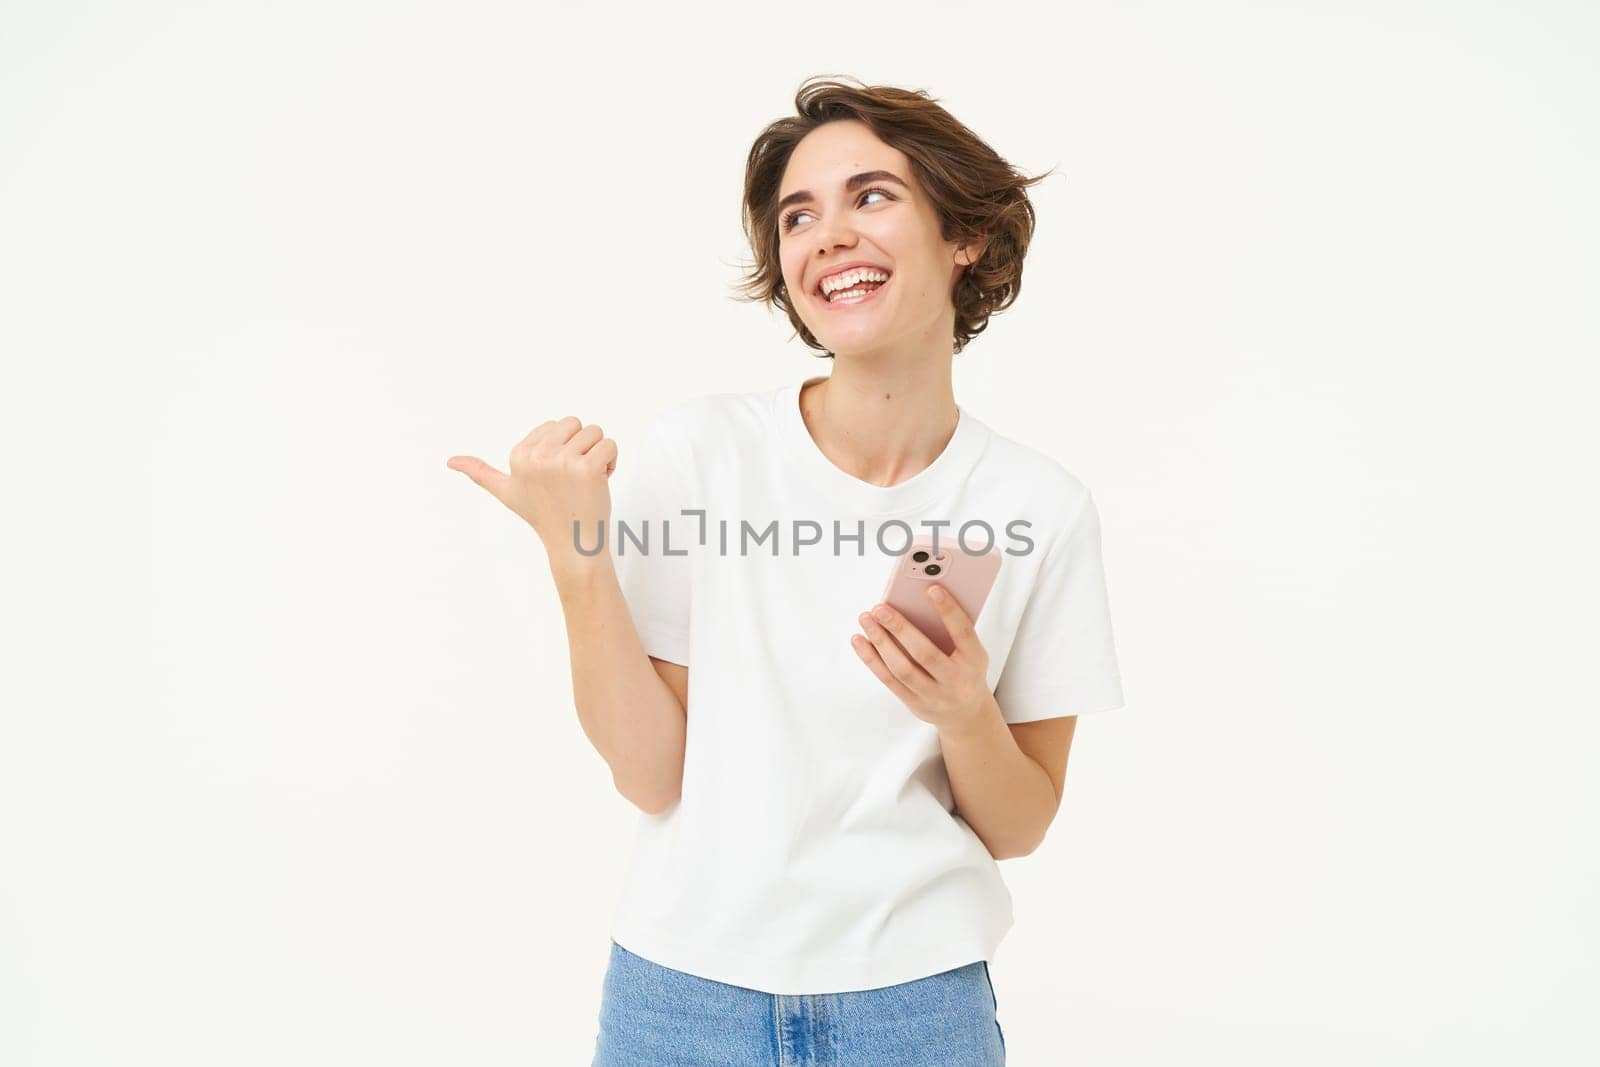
879, 537, 1003, 655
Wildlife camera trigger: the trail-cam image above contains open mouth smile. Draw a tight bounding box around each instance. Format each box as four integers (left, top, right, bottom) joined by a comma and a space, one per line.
814, 273, 892, 309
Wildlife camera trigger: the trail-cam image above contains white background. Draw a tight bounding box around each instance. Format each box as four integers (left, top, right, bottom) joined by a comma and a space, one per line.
3, 2, 1596, 1064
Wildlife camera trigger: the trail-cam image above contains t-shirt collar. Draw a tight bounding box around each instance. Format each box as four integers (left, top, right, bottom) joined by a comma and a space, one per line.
774, 375, 991, 516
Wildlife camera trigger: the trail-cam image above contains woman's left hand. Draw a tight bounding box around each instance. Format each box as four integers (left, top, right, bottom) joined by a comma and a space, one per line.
852, 584, 993, 735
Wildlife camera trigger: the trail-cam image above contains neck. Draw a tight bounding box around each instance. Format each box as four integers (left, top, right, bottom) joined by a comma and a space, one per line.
798, 355, 959, 490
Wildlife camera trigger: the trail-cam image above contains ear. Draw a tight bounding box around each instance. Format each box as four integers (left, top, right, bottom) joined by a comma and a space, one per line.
955, 235, 991, 268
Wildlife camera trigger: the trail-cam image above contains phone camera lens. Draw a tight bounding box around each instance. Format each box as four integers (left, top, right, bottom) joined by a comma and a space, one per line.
924, 563, 942, 576
911, 550, 929, 563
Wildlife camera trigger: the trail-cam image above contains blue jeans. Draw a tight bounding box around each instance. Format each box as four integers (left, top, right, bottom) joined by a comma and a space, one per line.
592, 939, 1007, 1066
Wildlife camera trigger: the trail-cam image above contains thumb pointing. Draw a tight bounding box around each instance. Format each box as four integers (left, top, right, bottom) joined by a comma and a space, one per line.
446, 455, 510, 502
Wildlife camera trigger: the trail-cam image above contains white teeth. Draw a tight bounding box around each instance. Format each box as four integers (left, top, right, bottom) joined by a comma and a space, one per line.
820, 268, 890, 295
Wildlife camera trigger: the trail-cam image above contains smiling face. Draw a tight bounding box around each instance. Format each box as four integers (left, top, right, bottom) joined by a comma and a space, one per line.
777, 119, 985, 359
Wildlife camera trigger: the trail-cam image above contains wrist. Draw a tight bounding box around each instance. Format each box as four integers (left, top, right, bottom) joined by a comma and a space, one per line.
939, 693, 1005, 745
548, 547, 612, 597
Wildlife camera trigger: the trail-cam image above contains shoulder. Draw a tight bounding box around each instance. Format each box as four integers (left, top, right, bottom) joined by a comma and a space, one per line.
625, 389, 770, 493
975, 420, 1097, 530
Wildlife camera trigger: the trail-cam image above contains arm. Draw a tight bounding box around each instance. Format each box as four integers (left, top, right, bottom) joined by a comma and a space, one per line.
939, 699, 1075, 859
553, 556, 689, 815
448, 415, 688, 816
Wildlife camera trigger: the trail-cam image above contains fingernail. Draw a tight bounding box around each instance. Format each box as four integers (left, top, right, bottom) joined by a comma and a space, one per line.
929, 586, 947, 600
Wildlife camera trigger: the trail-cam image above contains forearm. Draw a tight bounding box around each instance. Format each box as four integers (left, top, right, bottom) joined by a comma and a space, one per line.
939, 693, 1056, 859
550, 554, 686, 813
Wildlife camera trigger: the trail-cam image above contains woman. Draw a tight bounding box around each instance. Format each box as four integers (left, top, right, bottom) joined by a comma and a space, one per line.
448, 76, 1125, 1066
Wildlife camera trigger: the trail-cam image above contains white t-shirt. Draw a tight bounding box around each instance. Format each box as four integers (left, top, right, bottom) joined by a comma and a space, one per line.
604, 374, 1125, 995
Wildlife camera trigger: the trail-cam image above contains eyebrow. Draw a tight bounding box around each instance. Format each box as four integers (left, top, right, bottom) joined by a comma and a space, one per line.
776, 169, 910, 213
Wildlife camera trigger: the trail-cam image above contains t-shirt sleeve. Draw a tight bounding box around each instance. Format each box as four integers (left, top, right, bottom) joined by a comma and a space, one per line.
992, 488, 1125, 724
607, 413, 694, 667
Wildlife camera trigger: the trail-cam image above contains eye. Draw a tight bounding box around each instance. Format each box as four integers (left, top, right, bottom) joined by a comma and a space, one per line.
780, 187, 895, 234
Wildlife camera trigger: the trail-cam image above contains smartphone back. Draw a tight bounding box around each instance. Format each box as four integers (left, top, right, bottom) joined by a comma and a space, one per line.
879, 537, 1003, 656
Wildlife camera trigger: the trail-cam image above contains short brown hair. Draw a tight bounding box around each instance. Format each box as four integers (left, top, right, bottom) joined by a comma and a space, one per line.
731, 75, 1054, 358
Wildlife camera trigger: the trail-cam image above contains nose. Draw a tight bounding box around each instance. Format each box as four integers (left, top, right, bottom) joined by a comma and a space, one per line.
813, 212, 858, 256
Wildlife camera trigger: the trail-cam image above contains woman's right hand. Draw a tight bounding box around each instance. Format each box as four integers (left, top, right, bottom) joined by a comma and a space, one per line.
447, 416, 618, 568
